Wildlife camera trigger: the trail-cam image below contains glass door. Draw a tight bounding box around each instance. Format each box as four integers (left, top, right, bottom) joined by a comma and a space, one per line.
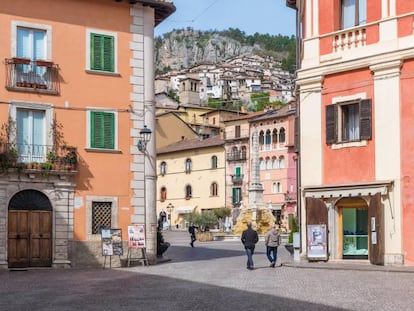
342, 208, 368, 259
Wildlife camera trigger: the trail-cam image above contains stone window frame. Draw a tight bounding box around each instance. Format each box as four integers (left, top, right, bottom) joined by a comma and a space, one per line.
86, 195, 118, 241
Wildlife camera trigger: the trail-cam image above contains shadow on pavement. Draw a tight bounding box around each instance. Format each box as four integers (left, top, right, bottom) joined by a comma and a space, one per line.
0, 268, 349, 311
162, 244, 266, 263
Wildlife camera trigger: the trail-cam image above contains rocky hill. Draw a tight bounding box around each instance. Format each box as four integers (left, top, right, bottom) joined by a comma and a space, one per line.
155, 28, 295, 74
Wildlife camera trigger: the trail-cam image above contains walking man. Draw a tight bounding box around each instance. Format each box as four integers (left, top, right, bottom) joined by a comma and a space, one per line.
265, 223, 281, 267
241, 222, 259, 270
188, 223, 198, 247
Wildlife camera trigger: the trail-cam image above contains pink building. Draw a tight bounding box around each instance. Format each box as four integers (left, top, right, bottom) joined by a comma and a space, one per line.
289, 0, 414, 265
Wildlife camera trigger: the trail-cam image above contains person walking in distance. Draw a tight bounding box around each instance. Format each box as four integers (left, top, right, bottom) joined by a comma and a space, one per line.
188, 223, 198, 247
241, 222, 259, 270
265, 223, 281, 267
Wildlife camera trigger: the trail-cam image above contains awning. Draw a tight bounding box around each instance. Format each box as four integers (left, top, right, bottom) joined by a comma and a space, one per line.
175, 206, 195, 214
303, 180, 392, 198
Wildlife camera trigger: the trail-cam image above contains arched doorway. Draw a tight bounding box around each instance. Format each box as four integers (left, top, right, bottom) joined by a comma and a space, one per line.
8, 190, 53, 268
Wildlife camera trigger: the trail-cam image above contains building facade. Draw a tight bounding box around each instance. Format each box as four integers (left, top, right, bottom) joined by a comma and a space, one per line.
156, 136, 226, 229
290, 0, 414, 265
0, 0, 174, 268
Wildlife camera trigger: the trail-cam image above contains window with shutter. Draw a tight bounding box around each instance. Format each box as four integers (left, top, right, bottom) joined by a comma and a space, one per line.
90, 33, 115, 72
90, 111, 115, 149
326, 98, 371, 145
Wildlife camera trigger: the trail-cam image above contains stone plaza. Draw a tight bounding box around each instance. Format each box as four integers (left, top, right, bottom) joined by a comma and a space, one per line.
1, 231, 413, 311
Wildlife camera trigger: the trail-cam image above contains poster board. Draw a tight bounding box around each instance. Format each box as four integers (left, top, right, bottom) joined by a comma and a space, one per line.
128, 225, 146, 249
307, 224, 328, 261
101, 228, 123, 256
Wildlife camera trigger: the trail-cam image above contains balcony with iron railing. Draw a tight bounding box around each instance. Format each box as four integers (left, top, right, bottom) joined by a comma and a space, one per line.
227, 152, 247, 162
0, 143, 77, 174
5, 58, 60, 94
230, 174, 244, 184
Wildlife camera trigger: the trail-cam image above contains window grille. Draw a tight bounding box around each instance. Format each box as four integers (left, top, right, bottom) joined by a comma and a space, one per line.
92, 201, 112, 234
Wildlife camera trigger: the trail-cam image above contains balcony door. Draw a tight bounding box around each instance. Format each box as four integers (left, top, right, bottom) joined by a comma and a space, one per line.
16, 109, 46, 163
16, 27, 47, 84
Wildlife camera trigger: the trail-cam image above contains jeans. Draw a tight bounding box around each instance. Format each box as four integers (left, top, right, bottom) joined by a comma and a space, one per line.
245, 247, 255, 268
266, 246, 278, 264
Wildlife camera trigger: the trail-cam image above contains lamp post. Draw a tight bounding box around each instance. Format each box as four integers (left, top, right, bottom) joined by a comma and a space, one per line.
137, 125, 152, 152
167, 202, 174, 230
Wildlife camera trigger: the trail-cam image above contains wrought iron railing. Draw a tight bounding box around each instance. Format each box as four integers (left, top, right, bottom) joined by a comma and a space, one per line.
230, 174, 244, 184
0, 142, 77, 171
226, 152, 247, 161
5, 58, 60, 94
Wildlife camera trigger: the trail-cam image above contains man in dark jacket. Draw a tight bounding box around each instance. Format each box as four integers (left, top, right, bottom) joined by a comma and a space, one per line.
188, 223, 198, 247
241, 222, 259, 270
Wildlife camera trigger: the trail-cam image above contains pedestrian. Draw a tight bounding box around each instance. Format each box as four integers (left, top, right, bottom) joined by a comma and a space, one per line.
265, 223, 281, 267
241, 222, 259, 270
188, 223, 198, 247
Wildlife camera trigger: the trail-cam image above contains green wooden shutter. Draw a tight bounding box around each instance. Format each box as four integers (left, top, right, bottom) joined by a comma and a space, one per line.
103, 36, 114, 72
90, 33, 114, 72
90, 111, 115, 149
232, 188, 237, 204
235, 167, 241, 177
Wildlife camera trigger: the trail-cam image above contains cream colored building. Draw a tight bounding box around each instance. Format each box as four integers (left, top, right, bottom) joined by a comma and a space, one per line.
156, 136, 226, 229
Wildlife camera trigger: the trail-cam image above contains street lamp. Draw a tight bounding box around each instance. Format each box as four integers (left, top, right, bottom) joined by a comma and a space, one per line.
137, 125, 152, 152
167, 203, 174, 230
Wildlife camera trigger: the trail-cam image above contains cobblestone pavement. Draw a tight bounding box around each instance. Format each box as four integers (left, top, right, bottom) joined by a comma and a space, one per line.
1, 231, 414, 311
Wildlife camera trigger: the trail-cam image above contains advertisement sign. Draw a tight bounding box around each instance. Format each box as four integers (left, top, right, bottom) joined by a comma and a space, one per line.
101, 228, 123, 256
128, 225, 146, 249
307, 224, 328, 260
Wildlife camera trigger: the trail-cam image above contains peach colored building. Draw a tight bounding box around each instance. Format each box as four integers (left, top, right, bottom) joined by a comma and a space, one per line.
0, 0, 174, 268
290, 0, 414, 265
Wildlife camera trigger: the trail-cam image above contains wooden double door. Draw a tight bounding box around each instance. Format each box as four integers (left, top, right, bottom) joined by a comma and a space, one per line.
8, 210, 52, 268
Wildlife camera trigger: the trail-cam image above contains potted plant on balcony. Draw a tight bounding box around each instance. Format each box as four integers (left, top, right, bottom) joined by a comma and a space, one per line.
41, 162, 53, 178
63, 146, 77, 170
7, 147, 18, 167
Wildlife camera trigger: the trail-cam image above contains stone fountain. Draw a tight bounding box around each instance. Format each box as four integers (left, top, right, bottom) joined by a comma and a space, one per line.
232, 126, 275, 235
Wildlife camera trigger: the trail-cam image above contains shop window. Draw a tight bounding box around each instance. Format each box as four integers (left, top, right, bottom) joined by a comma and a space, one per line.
343, 207, 368, 259
341, 0, 366, 29
326, 99, 372, 144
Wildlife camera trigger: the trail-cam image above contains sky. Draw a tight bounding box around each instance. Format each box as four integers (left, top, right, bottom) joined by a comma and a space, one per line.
155, 0, 296, 38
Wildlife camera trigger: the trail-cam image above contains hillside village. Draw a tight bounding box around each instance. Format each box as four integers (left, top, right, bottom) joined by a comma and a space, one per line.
154, 52, 297, 233
155, 53, 295, 107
